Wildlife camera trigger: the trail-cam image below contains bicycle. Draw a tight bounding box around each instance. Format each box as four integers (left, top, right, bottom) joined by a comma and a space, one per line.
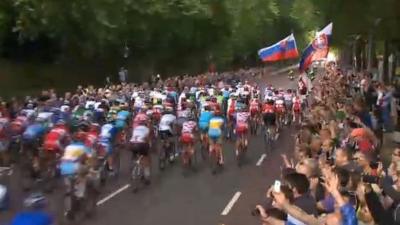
263, 125, 275, 154
236, 131, 247, 167
63, 173, 98, 222
130, 155, 145, 193
249, 114, 259, 135
180, 135, 196, 174
158, 136, 175, 170
199, 133, 209, 161
0, 166, 12, 210
209, 140, 222, 175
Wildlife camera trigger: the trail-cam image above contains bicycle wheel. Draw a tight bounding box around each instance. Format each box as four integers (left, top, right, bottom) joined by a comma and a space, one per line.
130, 162, 141, 193
84, 182, 98, 218
113, 150, 121, 178
158, 144, 166, 170
209, 148, 219, 175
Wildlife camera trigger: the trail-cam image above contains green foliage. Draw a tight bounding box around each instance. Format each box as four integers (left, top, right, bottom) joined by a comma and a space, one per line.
0, 0, 398, 72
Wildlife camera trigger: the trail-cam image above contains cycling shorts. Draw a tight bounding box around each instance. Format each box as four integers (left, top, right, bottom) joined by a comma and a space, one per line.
159, 130, 173, 140
236, 123, 248, 135
99, 141, 112, 155
250, 107, 259, 115
198, 122, 209, 133
263, 113, 276, 126
208, 128, 222, 142
60, 161, 80, 176
43, 140, 62, 152
0, 141, 9, 152
130, 142, 150, 157
284, 101, 293, 109
180, 132, 194, 144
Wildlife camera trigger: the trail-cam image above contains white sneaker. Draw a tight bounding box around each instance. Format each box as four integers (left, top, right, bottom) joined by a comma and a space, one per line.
275, 133, 280, 140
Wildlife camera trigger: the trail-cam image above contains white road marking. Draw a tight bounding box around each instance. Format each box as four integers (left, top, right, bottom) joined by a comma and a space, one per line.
221, 192, 242, 216
256, 154, 267, 166
96, 184, 130, 206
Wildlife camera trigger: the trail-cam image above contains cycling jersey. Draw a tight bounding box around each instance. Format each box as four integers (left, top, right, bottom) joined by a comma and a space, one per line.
130, 125, 150, 143
84, 132, 98, 149
11, 211, 53, 225
43, 127, 68, 152
235, 112, 250, 134
198, 111, 213, 132
208, 116, 224, 141
116, 110, 130, 121
60, 142, 91, 176
133, 112, 149, 128
177, 108, 190, 118
182, 121, 197, 134
293, 98, 302, 112
275, 99, 285, 113
262, 104, 275, 114
249, 99, 260, 111
99, 123, 117, 143
23, 123, 46, 141
181, 120, 197, 144
159, 113, 176, 132
284, 93, 293, 102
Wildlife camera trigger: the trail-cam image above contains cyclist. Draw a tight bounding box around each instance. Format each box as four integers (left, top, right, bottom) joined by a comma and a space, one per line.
180, 114, 197, 166
158, 106, 177, 161
98, 119, 118, 175
262, 99, 277, 140
249, 94, 261, 128
235, 104, 250, 157
59, 132, 93, 214
198, 105, 213, 150
10, 193, 53, 225
208, 109, 225, 167
292, 94, 303, 124
274, 91, 286, 129
133, 106, 149, 128
226, 93, 238, 139
130, 119, 151, 184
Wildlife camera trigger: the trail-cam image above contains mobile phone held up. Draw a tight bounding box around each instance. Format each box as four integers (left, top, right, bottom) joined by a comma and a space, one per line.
274, 180, 281, 193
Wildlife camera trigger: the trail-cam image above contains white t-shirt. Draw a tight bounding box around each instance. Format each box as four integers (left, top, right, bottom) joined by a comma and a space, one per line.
159, 114, 176, 132
130, 125, 150, 143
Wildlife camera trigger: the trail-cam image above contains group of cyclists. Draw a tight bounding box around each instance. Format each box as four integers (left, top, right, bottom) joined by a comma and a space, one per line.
0, 70, 309, 223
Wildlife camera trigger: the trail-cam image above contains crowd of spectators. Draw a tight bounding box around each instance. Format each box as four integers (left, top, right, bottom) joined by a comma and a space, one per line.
256, 63, 400, 225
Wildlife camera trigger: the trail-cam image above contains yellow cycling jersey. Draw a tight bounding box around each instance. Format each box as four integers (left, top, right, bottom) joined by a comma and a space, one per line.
209, 117, 224, 129
62, 143, 86, 161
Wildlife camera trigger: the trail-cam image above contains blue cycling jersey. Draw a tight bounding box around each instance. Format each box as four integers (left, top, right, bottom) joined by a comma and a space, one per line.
99, 123, 118, 143
116, 110, 130, 121
198, 111, 213, 124
23, 124, 46, 140
11, 211, 53, 225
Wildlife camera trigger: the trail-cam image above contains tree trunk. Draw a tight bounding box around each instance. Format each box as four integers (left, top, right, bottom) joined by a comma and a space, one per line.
383, 40, 389, 84
367, 32, 373, 72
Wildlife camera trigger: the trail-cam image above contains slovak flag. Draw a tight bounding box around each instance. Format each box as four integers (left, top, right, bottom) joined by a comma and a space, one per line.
299, 23, 333, 71
258, 34, 299, 62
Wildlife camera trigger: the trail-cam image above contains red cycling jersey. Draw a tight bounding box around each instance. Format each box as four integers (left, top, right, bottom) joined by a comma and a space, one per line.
43, 126, 69, 152
262, 104, 275, 114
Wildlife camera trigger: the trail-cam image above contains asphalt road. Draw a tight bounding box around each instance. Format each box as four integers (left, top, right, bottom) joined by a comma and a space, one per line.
1, 73, 297, 225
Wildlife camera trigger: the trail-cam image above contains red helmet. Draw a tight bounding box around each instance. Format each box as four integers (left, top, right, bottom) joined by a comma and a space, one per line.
73, 131, 87, 142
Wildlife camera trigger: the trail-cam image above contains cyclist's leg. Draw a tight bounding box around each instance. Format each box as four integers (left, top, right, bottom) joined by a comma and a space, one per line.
140, 143, 151, 181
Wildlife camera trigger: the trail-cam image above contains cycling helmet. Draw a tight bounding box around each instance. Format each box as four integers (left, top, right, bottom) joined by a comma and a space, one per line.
73, 131, 87, 142
23, 192, 47, 209
165, 106, 174, 113
266, 98, 275, 104
89, 123, 100, 133
55, 119, 66, 126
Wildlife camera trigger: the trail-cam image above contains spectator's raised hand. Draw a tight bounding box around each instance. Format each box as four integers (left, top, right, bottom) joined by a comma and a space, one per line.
323, 173, 339, 194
